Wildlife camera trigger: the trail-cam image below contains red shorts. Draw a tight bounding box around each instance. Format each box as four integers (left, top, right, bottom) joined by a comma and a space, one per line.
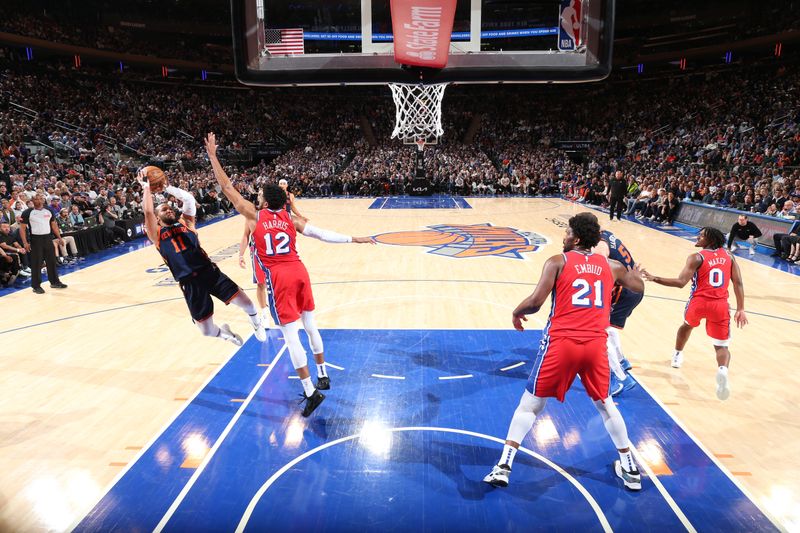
260, 261, 315, 325
526, 336, 609, 402
684, 297, 730, 344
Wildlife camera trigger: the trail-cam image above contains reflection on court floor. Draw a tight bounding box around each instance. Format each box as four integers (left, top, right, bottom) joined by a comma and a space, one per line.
75, 329, 775, 532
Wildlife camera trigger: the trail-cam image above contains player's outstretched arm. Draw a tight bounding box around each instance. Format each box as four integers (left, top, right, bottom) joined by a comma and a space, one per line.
204, 132, 256, 221
137, 171, 159, 244
512, 255, 563, 331
610, 260, 644, 293
641, 253, 701, 288
730, 256, 748, 327
292, 215, 375, 244
239, 222, 250, 269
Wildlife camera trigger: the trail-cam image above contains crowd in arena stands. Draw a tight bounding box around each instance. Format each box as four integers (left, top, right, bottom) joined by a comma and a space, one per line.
0, 13, 231, 64
2, 55, 800, 286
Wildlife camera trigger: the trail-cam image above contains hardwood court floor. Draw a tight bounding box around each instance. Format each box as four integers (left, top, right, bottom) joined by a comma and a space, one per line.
0, 198, 797, 531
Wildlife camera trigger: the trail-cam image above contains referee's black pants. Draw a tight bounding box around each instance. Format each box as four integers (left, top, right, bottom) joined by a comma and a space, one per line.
30, 234, 61, 289
609, 195, 626, 219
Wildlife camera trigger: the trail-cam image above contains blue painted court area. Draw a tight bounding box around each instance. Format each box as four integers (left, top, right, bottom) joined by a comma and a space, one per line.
75, 329, 776, 532
369, 196, 472, 209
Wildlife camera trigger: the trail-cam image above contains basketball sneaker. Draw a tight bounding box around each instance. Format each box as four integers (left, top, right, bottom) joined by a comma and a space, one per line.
730, 244, 738, 253
609, 374, 625, 397
300, 389, 325, 417
716, 367, 730, 400
219, 324, 243, 346
748, 246, 756, 256
483, 464, 511, 487
671, 351, 683, 368
316, 376, 330, 390
614, 460, 642, 491
620, 357, 633, 371
251, 316, 267, 342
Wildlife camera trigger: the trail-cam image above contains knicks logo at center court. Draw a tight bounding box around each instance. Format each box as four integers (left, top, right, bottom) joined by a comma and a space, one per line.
374, 223, 548, 259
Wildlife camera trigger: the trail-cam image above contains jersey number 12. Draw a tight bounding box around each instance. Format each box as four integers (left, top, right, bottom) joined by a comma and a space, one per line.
264, 232, 290, 255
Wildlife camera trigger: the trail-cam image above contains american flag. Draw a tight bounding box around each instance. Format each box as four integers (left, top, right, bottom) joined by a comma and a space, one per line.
265, 28, 304, 55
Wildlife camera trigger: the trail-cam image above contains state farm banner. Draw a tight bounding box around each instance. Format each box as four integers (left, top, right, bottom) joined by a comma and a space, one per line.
391, 0, 457, 69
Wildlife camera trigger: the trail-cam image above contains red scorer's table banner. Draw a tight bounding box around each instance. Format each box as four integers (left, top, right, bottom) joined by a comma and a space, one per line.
390, 0, 457, 69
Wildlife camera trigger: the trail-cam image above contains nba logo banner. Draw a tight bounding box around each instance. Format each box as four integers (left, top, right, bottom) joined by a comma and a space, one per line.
558, 0, 582, 51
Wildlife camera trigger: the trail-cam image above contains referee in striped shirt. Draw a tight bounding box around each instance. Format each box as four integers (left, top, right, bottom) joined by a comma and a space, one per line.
19, 193, 67, 294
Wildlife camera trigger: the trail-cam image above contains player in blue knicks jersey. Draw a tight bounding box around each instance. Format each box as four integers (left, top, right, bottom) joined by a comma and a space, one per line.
594, 229, 644, 396
138, 170, 266, 345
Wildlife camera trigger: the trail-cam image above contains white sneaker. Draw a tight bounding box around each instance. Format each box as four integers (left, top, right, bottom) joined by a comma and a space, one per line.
252, 317, 267, 342
748, 247, 755, 256
483, 464, 511, 487
671, 351, 683, 368
730, 244, 738, 252
614, 460, 642, 491
716, 367, 730, 400
219, 323, 243, 346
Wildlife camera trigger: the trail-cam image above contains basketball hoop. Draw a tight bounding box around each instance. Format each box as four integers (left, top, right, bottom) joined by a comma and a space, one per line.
388, 83, 448, 144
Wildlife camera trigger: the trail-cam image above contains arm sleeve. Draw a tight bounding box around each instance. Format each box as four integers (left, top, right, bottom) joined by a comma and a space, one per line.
165, 186, 196, 217
301, 223, 352, 243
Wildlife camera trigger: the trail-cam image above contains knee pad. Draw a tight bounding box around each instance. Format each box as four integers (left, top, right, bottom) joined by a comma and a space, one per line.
301, 311, 324, 355
195, 317, 217, 337
280, 320, 308, 369
518, 390, 547, 415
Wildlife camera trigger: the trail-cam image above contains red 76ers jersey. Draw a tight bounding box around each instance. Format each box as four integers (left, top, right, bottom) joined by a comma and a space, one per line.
546, 251, 615, 339
253, 208, 301, 267
692, 248, 732, 300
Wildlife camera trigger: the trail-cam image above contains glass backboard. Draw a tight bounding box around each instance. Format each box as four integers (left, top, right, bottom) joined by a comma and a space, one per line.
231, 0, 615, 86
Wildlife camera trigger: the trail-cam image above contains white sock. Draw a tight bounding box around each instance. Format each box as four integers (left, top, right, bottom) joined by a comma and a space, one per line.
248, 312, 260, 327
718, 366, 728, 375
300, 376, 315, 397
500, 444, 517, 468
675, 349, 683, 358
317, 362, 328, 378
619, 450, 636, 472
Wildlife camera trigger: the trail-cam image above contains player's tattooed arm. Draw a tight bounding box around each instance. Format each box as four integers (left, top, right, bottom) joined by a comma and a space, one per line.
610, 260, 644, 293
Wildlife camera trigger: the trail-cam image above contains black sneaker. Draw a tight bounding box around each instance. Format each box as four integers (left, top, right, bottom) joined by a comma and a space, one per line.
32, 286, 45, 294
51, 282, 68, 289
316, 376, 330, 390
299, 390, 325, 417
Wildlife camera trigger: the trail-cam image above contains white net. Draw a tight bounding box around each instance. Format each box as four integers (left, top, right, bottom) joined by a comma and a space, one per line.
388, 83, 448, 143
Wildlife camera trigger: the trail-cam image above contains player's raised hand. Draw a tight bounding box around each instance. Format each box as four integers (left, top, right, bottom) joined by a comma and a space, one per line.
512, 313, 528, 332
353, 236, 376, 244
204, 132, 218, 158
734, 309, 748, 328
136, 168, 148, 188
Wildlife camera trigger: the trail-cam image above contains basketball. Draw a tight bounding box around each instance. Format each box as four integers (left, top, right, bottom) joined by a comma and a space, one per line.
142, 165, 167, 193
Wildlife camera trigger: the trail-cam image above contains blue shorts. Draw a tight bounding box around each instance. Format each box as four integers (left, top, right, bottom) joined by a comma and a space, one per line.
179, 265, 241, 322
610, 286, 643, 329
